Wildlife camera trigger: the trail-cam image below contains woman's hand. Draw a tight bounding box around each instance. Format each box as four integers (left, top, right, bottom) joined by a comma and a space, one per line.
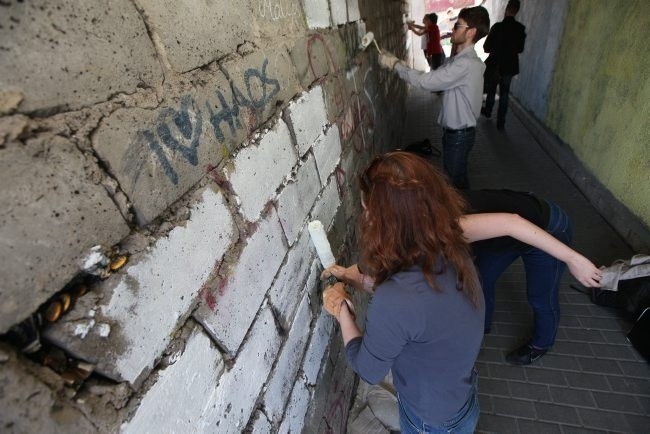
321, 264, 375, 293
567, 254, 603, 288
322, 282, 354, 321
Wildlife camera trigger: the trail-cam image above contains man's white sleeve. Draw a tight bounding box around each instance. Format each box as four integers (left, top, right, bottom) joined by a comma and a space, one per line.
394, 59, 468, 92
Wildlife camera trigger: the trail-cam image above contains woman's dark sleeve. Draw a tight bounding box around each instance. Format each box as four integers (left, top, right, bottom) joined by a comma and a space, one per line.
344, 290, 412, 384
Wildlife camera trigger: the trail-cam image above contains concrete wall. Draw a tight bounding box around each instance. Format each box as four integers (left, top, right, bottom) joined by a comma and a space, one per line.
511, 0, 650, 250
545, 0, 649, 231
510, 0, 568, 119
0, 0, 408, 431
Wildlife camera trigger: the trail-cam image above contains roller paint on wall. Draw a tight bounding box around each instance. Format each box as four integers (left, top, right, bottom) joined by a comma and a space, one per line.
359, 31, 381, 54
308, 220, 336, 269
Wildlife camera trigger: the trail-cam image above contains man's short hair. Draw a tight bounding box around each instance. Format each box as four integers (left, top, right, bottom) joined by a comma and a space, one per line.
458, 6, 490, 43
507, 0, 521, 14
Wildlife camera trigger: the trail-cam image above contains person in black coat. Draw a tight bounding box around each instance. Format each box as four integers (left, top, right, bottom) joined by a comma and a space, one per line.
481, 0, 526, 130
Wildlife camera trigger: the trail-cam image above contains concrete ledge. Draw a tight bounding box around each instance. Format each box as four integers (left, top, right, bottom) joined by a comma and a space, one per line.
512, 98, 650, 253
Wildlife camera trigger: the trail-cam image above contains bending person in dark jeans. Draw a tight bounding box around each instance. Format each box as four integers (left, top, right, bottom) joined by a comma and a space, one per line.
464, 189, 572, 365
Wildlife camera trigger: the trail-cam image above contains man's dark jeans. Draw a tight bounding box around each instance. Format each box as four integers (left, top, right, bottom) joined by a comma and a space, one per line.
484, 74, 513, 128
442, 127, 475, 189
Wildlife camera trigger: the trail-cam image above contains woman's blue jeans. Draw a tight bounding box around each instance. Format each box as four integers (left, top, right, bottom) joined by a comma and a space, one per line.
474, 201, 573, 348
398, 370, 479, 434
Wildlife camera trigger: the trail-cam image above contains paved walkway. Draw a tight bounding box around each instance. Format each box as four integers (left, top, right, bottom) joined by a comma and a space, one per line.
400, 88, 650, 433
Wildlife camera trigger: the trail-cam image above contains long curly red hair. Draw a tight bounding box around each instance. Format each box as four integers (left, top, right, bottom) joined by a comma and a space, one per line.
358, 152, 480, 305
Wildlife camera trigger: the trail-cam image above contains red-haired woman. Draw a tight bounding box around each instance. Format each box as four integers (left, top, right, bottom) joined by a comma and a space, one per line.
321, 152, 601, 433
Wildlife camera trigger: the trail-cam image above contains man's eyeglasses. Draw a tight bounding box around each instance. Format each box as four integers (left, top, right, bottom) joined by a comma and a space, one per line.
453, 23, 470, 30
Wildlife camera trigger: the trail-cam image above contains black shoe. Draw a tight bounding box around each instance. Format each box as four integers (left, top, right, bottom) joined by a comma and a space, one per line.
496, 119, 505, 130
481, 108, 491, 118
506, 343, 547, 365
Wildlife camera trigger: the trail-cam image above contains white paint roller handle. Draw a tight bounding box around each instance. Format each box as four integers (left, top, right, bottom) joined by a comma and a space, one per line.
360, 32, 381, 53
308, 220, 336, 268
360, 32, 374, 49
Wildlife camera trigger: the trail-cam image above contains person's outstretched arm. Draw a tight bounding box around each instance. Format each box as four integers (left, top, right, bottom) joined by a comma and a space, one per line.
460, 213, 602, 287
408, 25, 427, 36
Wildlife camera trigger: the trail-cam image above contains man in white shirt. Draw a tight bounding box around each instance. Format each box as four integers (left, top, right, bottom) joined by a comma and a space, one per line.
379, 6, 490, 189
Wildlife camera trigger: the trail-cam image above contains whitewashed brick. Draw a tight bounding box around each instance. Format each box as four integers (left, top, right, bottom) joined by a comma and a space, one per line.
250, 411, 273, 434
311, 175, 342, 231
198, 306, 281, 433
278, 380, 310, 434
262, 294, 311, 423
268, 228, 315, 328
194, 208, 287, 354
302, 0, 331, 29
122, 329, 224, 433
313, 124, 342, 186
348, 0, 361, 21
81, 188, 234, 384
330, 0, 347, 25
276, 155, 321, 245
285, 87, 328, 156
226, 119, 297, 221
302, 307, 334, 385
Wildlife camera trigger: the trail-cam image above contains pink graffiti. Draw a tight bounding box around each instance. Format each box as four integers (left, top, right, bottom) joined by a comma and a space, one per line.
425, 0, 475, 13
324, 379, 348, 434
200, 287, 217, 311
306, 34, 346, 115
198, 260, 224, 311
334, 166, 346, 199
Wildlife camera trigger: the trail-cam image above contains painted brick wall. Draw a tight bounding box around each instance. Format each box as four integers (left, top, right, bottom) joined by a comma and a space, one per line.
0, 0, 407, 431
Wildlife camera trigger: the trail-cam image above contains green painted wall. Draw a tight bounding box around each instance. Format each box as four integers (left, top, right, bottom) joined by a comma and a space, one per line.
546, 0, 650, 228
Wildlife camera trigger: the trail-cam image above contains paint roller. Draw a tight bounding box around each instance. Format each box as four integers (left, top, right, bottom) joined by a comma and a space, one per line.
308, 220, 338, 286
308, 220, 335, 268
359, 31, 381, 54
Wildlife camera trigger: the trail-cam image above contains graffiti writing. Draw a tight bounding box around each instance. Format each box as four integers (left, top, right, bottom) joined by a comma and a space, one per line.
257, 0, 301, 22
143, 95, 203, 185
131, 59, 280, 185
304, 33, 379, 156
206, 58, 280, 144
324, 379, 349, 434
307, 34, 345, 114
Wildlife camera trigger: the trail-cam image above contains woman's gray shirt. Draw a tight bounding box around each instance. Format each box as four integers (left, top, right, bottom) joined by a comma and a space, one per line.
345, 264, 485, 425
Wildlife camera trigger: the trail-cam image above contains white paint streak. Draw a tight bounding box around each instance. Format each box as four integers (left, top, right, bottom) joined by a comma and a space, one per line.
73, 320, 96, 338
97, 323, 111, 338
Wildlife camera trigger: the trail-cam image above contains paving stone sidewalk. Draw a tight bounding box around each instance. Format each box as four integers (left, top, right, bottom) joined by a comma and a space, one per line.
400, 88, 650, 433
